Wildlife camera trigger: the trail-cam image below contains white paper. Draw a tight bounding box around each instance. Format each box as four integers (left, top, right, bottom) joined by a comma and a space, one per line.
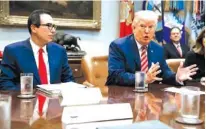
164, 87, 206, 95
62, 119, 132, 129
61, 87, 102, 106
37, 82, 86, 94
61, 103, 133, 124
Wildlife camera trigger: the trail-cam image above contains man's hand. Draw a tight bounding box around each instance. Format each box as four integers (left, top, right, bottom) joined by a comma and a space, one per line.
146, 62, 162, 84
176, 62, 198, 82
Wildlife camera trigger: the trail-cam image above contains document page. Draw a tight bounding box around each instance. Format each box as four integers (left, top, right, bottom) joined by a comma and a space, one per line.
61, 87, 102, 106
62, 103, 133, 124
164, 87, 206, 95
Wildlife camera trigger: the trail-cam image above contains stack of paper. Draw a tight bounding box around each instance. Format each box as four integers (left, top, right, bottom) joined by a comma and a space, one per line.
37, 82, 103, 106
61, 103, 133, 125
37, 82, 86, 96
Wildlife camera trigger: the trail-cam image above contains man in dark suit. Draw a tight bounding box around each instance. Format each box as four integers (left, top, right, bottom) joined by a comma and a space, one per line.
0, 9, 74, 90
163, 27, 190, 59
106, 10, 197, 86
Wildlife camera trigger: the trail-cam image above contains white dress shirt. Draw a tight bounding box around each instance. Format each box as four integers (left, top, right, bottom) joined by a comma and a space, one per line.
135, 40, 148, 57
30, 38, 50, 84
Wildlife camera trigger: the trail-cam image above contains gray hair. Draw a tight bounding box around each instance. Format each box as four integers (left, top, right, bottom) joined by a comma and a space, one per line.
132, 10, 158, 28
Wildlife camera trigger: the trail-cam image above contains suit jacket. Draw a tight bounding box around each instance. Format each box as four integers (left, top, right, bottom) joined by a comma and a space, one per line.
184, 51, 205, 81
163, 42, 189, 59
106, 34, 179, 86
0, 39, 74, 90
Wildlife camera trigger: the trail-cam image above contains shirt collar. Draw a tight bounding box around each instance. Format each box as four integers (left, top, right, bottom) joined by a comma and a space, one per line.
30, 38, 47, 54
173, 42, 180, 47
135, 39, 148, 50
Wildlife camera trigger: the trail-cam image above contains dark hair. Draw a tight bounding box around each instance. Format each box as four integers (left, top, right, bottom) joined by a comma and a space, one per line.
27, 9, 51, 34
193, 28, 205, 55
170, 26, 181, 35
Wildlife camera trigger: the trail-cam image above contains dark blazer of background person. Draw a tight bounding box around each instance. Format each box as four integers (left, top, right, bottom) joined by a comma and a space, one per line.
184, 29, 205, 81
0, 39, 74, 90
163, 42, 190, 59
106, 34, 178, 86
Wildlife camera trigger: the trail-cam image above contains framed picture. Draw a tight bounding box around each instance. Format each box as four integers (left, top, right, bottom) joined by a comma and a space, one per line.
0, 1, 101, 30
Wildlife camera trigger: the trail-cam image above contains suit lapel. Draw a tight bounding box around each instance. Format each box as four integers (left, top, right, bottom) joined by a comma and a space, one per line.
23, 39, 41, 84
180, 44, 187, 57
147, 42, 154, 68
129, 35, 141, 71
47, 44, 55, 84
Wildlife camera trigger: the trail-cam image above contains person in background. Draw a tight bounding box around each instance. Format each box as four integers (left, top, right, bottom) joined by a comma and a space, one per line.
106, 10, 198, 86
184, 28, 205, 81
163, 27, 190, 59
0, 9, 74, 90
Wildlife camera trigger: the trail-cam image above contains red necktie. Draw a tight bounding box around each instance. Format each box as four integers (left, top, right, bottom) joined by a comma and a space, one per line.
141, 46, 148, 72
176, 45, 182, 57
38, 48, 48, 116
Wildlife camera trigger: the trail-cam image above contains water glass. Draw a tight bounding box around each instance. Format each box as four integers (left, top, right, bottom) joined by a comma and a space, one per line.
135, 72, 147, 92
20, 73, 33, 95
0, 94, 11, 129
180, 86, 200, 119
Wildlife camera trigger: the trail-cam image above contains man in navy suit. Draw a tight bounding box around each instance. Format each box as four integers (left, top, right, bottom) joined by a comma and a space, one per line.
163, 27, 190, 59
0, 9, 74, 90
106, 10, 198, 86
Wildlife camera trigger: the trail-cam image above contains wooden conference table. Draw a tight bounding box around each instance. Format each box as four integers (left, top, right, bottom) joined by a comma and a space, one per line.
0, 82, 205, 129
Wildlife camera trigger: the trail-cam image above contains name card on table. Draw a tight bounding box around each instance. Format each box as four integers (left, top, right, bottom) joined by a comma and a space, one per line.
61, 103, 133, 124
61, 87, 102, 106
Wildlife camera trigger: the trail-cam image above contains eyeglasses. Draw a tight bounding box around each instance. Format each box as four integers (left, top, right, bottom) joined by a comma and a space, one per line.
40, 23, 57, 31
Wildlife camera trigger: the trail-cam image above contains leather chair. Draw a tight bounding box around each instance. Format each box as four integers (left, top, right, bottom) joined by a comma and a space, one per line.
81, 55, 108, 96
166, 59, 185, 73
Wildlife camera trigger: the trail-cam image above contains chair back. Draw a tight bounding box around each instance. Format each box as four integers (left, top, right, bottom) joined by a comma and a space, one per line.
166, 59, 185, 73
81, 55, 108, 87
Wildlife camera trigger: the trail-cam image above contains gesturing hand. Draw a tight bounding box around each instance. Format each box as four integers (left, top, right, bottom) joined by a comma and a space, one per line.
146, 62, 163, 84
176, 62, 198, 82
